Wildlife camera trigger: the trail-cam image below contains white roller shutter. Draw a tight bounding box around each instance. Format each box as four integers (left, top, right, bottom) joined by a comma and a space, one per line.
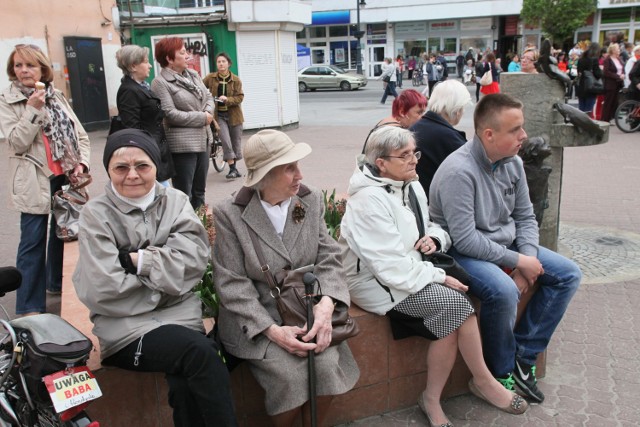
236, 30, 300, 129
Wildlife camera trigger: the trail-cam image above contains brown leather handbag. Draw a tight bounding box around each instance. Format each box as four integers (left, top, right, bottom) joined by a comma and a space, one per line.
247, 227, 359, 346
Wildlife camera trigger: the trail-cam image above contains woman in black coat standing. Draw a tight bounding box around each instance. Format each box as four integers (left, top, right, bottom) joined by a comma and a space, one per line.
115, 45, 174, 184
576, 42, 603, 117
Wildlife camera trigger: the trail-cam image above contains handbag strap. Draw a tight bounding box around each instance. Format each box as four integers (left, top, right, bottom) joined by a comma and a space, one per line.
406, 185, 428, 261
246, 226, 281, 297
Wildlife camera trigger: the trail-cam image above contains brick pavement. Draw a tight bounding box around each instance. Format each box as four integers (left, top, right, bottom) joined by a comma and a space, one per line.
1, 80, 638, 425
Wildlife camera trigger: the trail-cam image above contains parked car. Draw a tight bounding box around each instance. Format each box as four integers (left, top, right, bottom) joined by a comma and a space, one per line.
298, 65, 368, 92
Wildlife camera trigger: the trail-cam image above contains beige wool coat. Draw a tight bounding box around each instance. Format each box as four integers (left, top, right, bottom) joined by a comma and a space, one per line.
212, 185, 359, 414
151, 68, 214, 154
212, 185, 353, 359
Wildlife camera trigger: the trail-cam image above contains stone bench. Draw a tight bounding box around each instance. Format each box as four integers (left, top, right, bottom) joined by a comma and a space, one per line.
61, 241, 544, 426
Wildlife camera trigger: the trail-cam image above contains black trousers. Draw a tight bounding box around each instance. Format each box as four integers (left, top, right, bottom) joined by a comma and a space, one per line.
103, 324, 238, 427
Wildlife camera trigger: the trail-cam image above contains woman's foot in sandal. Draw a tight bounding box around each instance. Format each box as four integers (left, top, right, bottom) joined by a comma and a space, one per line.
468, 379, 528, 414
417, 391, 453, 427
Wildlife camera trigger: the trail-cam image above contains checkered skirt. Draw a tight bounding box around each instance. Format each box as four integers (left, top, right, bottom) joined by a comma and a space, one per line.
393, 282, 474, 339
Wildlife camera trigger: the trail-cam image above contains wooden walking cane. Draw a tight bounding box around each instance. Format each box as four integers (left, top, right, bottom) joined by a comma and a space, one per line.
303, 272, 318, 427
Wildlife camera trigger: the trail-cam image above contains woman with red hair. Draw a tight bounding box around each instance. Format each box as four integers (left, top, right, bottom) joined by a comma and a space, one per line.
151, 37, 214, 210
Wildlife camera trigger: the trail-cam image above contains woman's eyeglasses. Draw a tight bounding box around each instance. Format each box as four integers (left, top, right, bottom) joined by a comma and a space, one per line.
381, 151, 422, 162
110, 163, 153, 176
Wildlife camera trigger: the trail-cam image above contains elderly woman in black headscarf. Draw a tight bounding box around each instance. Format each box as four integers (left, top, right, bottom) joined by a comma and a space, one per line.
73, 129, 237, 427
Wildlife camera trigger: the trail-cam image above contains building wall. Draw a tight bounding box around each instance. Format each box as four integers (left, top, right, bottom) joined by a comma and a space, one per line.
0, 0, 122, 119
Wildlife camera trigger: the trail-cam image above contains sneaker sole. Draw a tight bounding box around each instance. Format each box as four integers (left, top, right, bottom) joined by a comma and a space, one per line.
513, 377, 545, 403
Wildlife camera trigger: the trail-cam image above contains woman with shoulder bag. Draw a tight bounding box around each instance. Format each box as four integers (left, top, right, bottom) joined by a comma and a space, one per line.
212, 130, 359, 427
0, 44, 90, 314
151, 37, 214, 210
577, 43, 603, 116
340, 126, 528, 427
379, 57, 398, 105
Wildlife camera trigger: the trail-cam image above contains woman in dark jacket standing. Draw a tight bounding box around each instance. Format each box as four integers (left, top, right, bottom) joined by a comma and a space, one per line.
115, 45, 174, 185
577, 42, 603, 116
601, 43, 625, 123
203, 52, 245, 180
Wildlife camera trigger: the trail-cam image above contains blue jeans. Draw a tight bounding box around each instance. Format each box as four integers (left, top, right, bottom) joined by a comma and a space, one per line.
449, 246, 581, 377
171, 151, 209, 210
15, 175, 65, 314
381, 81, 398, 104
578, 95, 596, 114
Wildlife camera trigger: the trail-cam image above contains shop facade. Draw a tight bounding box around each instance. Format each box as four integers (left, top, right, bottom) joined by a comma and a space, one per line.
301, 0, 639, 78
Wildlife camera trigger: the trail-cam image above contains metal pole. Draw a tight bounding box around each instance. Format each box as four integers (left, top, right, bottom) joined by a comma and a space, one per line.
303, 273, 317, 427
356, 0, 362, 75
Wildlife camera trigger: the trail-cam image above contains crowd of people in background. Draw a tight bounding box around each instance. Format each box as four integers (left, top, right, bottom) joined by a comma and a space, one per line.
390, 33, 640, 121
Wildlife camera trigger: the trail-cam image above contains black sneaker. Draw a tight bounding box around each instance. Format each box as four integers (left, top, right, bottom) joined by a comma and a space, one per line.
513, 360, 545, 403
495, 373, 516, 392
225, 169, 241, 179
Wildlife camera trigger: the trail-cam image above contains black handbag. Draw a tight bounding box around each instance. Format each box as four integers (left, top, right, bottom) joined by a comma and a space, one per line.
246, 226, 359, 346
580, 70, 604, 95
382, 75, 391, 83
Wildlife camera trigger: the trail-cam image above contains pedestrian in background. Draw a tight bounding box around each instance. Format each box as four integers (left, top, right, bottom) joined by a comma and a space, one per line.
379, 57, 398, 105
576, 42, 603, 117
0, 44, 90, 314
474, 53, 485, 102
204, 52, 245, 180
151, 37, 214, 210
521, 48, 538, 74
624, 45, 640, 89
507, 54, 521, 72
115, 45, 174, 186
395, 54, 404, 89
601, 43, 625, 123
456, 51, 465, 80
407, 56, 416, 82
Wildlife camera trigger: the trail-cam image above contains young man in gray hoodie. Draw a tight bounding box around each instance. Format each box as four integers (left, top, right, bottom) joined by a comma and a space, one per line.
428, 93, 581, 404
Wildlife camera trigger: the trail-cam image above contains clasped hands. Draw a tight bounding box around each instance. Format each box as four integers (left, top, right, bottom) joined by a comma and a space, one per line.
512, 254, 544, 295
264, 296, 334, 357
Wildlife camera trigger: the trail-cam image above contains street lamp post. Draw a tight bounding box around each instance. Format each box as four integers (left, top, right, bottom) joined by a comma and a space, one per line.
355, 0, 366, 75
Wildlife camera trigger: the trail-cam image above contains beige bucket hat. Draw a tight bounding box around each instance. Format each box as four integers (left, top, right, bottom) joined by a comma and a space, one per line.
243, 130, 312, 187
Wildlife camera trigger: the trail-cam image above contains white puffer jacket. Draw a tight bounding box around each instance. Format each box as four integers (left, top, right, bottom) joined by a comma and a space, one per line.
339, 155, 450, 315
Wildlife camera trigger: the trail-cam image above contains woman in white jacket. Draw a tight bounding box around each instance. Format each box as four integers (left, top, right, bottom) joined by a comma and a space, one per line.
339, 126, 527, 427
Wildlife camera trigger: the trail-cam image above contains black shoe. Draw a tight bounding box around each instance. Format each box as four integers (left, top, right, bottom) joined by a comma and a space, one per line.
226, 169, 241, 179
513, 359, 545, 403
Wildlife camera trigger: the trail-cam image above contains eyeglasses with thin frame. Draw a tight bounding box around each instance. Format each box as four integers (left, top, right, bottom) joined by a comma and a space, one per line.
381, 150, 422, 162
110, 162, 154, 176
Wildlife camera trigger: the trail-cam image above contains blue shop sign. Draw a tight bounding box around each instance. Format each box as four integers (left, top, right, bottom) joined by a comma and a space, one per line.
311, 10, 350, 26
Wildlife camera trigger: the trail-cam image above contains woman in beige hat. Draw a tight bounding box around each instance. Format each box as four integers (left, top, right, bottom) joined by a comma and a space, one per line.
212, 129, 359, 426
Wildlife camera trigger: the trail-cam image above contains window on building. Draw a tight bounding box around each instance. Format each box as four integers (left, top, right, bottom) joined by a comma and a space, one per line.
460, 36, 491, 54
309, 27, 326, 38
368, 23, 387, 44
296, 29, 306, 39
599, 29, 629, 46
329, 26, 348, 37
600, 7, 633, 24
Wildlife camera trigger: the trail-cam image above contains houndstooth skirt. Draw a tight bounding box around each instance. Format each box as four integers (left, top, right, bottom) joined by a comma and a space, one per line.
392, 282, 474, 339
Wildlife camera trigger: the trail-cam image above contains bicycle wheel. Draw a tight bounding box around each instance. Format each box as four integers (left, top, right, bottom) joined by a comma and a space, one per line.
615, 100, 640, 133
210, 139, 226, 173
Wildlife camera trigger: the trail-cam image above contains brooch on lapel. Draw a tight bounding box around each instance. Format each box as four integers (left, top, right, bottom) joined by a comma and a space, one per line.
292, 202, 306, 224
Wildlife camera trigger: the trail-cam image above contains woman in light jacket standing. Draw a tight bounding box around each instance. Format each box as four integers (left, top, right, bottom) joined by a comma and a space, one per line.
0, 44, 90, 314
203, 52, 245, 180
380, 57, 398, 105
151, 37, 214, 210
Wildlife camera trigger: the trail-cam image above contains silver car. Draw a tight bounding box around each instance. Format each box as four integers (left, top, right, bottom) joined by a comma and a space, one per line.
298, 65, 368, 92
